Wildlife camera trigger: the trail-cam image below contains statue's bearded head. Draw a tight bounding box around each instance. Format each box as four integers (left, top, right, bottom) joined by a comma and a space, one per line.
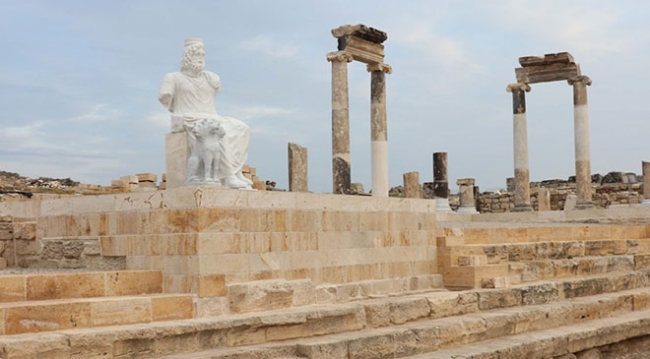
181, 38, 205, 76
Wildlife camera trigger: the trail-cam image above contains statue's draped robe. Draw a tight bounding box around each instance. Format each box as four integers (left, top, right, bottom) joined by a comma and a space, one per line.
159, 71, 249, 181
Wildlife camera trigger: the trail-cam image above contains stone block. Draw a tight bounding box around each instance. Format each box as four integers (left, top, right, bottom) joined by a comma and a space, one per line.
165, 131, 190, 189
297, 339, 348, 359
427, 292, 478, 319
26, 272, 105, 300
288, 142, 308, 192
5, 302, 92, 334
482, 277, 510, 288
228, 279, 294, 313
291, 279, 317, 306
152, 295, 194, 321
389, 297, 430, 324
90, 297, 152, 326
521, 283, 559, 305
634, 253, 650, 270
0, 275, 26, 303
198, 274, 227, 298
105, 271, 163, 296
458, 255, 488, 266
478, 288, 522, 310
136, 173, 158, 182
13, 222, 36, 240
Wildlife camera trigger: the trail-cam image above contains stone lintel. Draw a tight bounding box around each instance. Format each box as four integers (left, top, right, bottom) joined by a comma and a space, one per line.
515, 63, 581, 84
332, 24, 388, 44
339, 36, 385, 65
518, 52, 575, 67
456, 178, 475, 187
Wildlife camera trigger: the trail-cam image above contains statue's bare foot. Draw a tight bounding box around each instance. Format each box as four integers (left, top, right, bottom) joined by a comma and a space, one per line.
224, 174, 251, 189
236, 172, 253, 185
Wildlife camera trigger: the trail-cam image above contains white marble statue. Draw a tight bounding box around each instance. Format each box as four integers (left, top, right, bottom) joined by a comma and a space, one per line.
190, 118, 225, 184
158, 38, 253, 189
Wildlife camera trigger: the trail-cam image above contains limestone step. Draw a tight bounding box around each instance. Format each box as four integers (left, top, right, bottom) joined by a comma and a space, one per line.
440, 224, 648, 245
3, 270, 650, 358
442, 264, 509, 289
0, 293, 193, 335
416, 308, 650, 358
446, 238, 642, 266
158, 286, 650, 359
0, 270, 163, 303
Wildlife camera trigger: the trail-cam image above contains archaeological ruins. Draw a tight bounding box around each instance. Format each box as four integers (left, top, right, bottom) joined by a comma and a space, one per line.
2, 24, 650, 359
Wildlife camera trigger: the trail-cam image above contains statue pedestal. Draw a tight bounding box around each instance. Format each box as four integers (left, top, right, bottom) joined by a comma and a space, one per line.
165, 132, 190, 189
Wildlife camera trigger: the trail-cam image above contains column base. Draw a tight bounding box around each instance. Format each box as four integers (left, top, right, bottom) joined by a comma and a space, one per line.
435, 198, 453, 213
574, 201, 594, 210
457, 206, 478, 214
512, 204, 533, 212
641, 199, 650, 207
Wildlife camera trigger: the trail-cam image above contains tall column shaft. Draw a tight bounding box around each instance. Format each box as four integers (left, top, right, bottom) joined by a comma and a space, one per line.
433, 152, 452, 212
507, 83, 532, 212
368, 63, 392, 198
642, 161, 650, 205
328, 52, 353, 194
288, 142, 308, 192
403, 172, 421, 198
569, 76, 593, 207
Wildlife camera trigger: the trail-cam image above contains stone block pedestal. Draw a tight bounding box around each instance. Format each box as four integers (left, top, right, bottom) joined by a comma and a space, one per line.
165, 132, 190, 189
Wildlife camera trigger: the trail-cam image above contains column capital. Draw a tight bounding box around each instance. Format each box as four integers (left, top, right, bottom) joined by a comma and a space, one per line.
366, 62, 392, 74
326, 51, 353, 63
456, 178, 475, 186
506, 83, 531, 93
568, 75, 592, 86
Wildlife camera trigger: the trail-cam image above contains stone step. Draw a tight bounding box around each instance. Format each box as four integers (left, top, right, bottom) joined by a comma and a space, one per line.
439, 225, 648, 245
446, 238, 642, 266
442, 264, 509, 289
0, 293, 193, 335
0, 270, 163, 303
3, 271, 649, 358
158, 286, 650, 359
416, 308, 650, 358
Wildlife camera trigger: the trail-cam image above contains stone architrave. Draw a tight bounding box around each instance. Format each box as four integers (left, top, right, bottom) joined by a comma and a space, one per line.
368, 62, 392, 198
537, 188, 551, 211
568, 76, 593, 208
327, 51, 354, 194
642, 161, 650, 206
403, 172, 421, 199
456, 178, 478, 214
433, 152, 452, 212
159, 38, 252, 190
288, 143, 308, 192
507, 83, 532, 212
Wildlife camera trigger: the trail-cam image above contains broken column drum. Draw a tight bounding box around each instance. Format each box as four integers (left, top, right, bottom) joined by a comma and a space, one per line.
433, 152, 452, 212
328, 24, 391, 197
456, 178, 478, 214
510, 52, 593, 209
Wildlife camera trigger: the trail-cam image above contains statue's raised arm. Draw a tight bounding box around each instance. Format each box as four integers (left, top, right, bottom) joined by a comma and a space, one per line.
158, 38, 252, 189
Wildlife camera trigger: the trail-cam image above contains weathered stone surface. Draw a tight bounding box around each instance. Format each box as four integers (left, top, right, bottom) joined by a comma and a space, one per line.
389, 297, 430, 324
403, 172, 421, 199
288, 143, 308, 193
228, 280, 294, 313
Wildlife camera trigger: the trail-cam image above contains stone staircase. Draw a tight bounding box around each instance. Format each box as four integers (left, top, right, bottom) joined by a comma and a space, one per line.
437, 224, 650, 289
2, 224, 650, 358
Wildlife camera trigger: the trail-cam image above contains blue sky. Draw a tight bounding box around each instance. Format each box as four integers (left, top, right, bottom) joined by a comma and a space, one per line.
1, 1, 649, 192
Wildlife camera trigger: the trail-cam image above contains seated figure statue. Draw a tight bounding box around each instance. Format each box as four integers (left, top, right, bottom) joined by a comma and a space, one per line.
158, 38, 253, 189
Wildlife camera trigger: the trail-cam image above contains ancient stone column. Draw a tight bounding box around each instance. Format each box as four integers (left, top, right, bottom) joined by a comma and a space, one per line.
433, 152, 452, 212
507, 83, 532, 212
288, 142, 308, 192
403, 172, 421, 198
537, 188, 551, 211
367, 63, 392, 197
456, 178, 478, 214
327, 51, 354, 194
642, 161, 650, 206
568, 76, 593, 208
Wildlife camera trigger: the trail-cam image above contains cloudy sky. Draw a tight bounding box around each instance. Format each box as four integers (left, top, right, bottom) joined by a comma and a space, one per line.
1, 1, 649, 193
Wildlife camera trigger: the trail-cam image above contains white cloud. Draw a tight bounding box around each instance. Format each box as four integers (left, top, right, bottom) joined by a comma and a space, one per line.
238, 35, 298, 59
67, 103, 122, 123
